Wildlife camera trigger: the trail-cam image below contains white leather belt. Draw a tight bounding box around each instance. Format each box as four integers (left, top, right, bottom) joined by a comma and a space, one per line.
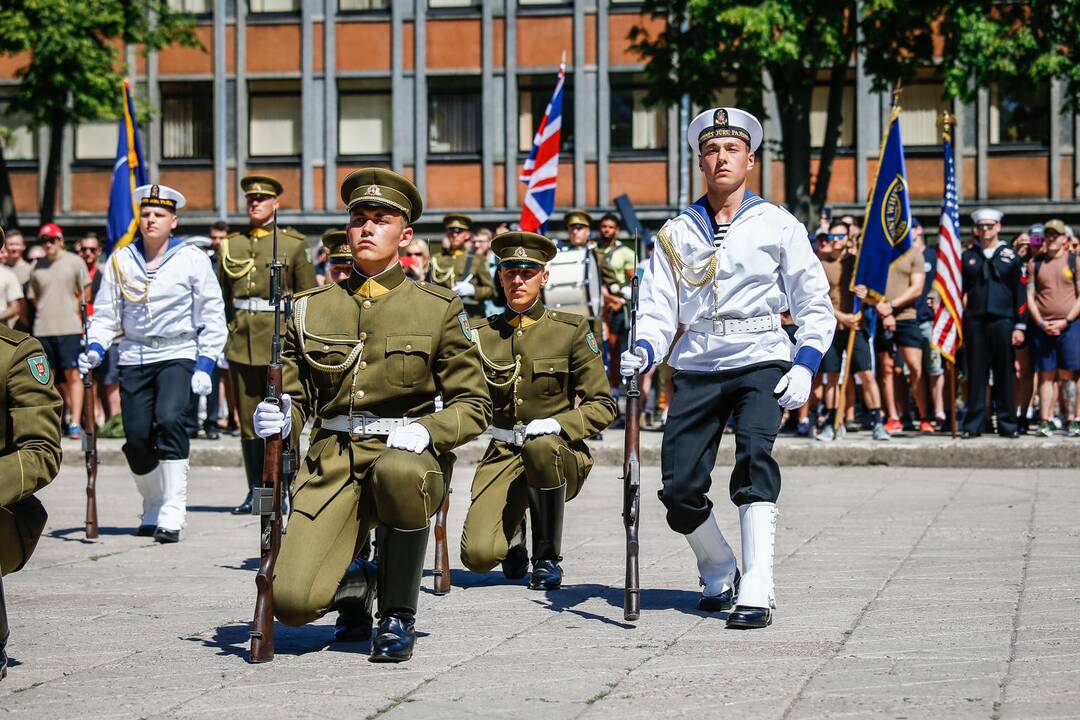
130, 331, 196, 349
684, 313, 781, 337
233, 297, 277, 313
321, 413, 410, 437
488, 424, 527, 446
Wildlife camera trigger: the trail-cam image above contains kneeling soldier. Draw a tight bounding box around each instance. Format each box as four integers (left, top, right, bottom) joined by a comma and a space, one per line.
252, 169, 491, 663
460, 232, 616, 589
1, 226, 64, 680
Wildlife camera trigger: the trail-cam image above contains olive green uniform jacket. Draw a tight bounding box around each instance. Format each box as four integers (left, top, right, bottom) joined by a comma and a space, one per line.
0, 326, 63, 575
429, 249, 496, 322
459, 302, 616, 572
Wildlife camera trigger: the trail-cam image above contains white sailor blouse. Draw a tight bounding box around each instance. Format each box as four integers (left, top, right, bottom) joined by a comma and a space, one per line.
87, 237, 227, 374
636, 191, 834, 373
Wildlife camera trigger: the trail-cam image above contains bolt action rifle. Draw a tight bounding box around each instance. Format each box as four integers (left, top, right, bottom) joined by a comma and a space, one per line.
249, 212, 295, 663
621, 232, 641, 622
79, 289, 98, 540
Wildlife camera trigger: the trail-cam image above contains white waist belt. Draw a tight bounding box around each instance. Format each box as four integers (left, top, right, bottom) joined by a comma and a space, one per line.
127, 331, 196, 349
321, 413, 410, 437
488, 424, 527, 446
233, 297, 277, 313
684, 313, 781, 337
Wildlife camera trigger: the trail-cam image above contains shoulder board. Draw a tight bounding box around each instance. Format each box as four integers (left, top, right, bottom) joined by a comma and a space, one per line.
226, 231, 245, 240
294, 283, 336, 299
0, 324, 29, 347
281, 227, 306, 241
415, 280, 456, 302
472, 315, 496, 330
546, 310, 584, 326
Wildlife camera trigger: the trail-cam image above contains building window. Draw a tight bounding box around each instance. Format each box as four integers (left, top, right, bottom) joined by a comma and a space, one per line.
75, 120, 119, 161
340, 0, 389, 9
810, 81, 855, 149
161, 83, 213, 160
611, 75, 667, 152
428, 79, 481, 155
250, 0, 299, 11
339, 81, 392, 156
0, 102, 36, 161
518, 75, 574, 153
429, 0, 479, 8
898, 83, 949, 147
167, 0, 212, 12
990, 85, 1050, 146
249, 85, 301, 157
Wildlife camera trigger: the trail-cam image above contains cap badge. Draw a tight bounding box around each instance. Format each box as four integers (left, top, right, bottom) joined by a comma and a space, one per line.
150, 184, 160, 198
713, 108, 729, 126
514, 246, 527, 258
366, 185, 382, 196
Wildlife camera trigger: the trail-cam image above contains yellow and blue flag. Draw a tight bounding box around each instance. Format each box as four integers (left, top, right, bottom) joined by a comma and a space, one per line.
850, 104, 912, 309
106, 80, 147, 252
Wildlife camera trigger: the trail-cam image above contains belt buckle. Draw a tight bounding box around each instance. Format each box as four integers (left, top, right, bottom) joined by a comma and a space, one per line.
512, 424, 527, 447
150, 338, 160, 349
714, 318, 726, 337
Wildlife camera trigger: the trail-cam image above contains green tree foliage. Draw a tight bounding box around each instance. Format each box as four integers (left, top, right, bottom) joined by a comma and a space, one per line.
0, 0, 201, 225
631, 1, 1075, 226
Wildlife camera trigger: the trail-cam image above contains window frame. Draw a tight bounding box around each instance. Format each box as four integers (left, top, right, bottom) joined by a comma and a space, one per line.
989, 83, 1052, 152
160, 81, 215, 165
516, 73, 575, 159
337, 0, 391, 14
0, 99, 38, 167
337, 84, 393, 161
73, 119, 122, 166
609, 74, 669, 157
248, 89, 303, 160
427, 78, 483, 159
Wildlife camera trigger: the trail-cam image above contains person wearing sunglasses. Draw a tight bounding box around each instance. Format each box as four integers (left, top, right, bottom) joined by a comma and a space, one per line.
401, 238, 431, 282
429, 213, 496, 323
217, 175, 317, 516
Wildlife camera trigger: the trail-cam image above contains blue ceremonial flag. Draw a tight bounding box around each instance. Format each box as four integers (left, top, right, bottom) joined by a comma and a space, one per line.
850, 105, 912, 310
106, 80, 147, 252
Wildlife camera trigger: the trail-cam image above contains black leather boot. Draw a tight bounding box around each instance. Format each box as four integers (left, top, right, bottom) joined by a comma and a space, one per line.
699, 568, 741, 612
0, 575, 8, 681
527, 484, 565, 591
232, 438, 263, 515
370, 525, 428, 663
726, 606, 773, 629
501, 519, 529, 580
332, 551, 378, 643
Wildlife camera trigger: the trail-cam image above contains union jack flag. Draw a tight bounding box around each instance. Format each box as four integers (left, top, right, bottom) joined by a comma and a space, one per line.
932, 135, 963, 362
519, 63, 565, 233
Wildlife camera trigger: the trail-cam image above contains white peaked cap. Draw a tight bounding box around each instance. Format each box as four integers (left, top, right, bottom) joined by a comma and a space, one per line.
687, 107, 763, 155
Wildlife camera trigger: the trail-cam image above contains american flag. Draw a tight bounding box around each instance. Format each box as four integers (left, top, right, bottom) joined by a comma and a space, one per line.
931, 135, 963, 362
519, 63, 565, 233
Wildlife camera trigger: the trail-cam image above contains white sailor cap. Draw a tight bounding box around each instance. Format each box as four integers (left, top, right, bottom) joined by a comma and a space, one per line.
135, 184, 186, 212
970, 208, 1003, 224
687, 107, 763, 155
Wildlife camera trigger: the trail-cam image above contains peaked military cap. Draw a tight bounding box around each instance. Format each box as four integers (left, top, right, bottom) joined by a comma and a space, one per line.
493, 231, 558, 269
443, 213, 472, 231
321, 229, 350, 263
564, 209, 592, 227
687, 107, 763, 155
241, 174, 284, 198
135, 183, 186, 212
341, 168, 423, 224
971, 208, 1003, 224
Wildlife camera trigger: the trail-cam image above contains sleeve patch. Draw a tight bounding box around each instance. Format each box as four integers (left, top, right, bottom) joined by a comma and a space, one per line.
458, 311, 472, 340
585, 331, 600, 354
27, 353, 51, 385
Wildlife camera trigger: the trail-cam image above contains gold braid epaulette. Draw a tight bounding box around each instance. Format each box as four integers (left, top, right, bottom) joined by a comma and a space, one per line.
656, 224, 717, 287
220, 235, 256, 280
430, 256, 455, 284
469, 328, 521, 389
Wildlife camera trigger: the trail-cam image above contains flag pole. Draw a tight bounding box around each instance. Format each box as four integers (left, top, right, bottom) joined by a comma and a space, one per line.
938, 109, 959, 440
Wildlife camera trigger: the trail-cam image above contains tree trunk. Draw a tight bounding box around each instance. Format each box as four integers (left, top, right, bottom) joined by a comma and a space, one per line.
770, 65, 815, 228
40, 113, 64, 226
0, 144, 17, 230
810, 61, 848, 223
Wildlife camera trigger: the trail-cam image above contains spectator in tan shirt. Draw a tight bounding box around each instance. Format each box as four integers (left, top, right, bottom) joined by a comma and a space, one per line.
1027, 219, 1080, 437
27, 223, 90, 439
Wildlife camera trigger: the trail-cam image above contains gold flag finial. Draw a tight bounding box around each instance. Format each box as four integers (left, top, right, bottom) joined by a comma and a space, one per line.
938, 110, 956, 142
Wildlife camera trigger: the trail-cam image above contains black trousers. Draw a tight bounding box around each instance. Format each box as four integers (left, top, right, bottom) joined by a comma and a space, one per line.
183, 365, 222, 434
962, 315, 1017, 436
119, 359, 195, 475
659, 361, 786, 535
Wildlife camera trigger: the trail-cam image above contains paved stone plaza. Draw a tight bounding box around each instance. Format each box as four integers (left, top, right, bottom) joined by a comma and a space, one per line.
2, 462, 1077, 719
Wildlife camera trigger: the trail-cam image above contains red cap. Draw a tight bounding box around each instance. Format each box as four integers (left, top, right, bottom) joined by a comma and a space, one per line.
38, 223, 63, 239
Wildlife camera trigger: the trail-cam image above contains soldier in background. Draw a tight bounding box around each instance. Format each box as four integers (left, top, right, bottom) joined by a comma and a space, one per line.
218, 175, 317, 515
321, 229, 353, 285
429, 213, 496, 323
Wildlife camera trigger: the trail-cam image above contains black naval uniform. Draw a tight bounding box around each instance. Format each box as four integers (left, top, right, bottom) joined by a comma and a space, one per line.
961, 243, 1027, 437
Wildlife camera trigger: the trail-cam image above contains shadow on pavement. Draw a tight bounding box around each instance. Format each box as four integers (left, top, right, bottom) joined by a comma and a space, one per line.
48, 526, 137, 542
187, 505, 237, 514
421, 568, 528, 593
529, 583, 636, 629
184, 622, 333, 660
600, 587, 720, 617
217, 557, 260, 572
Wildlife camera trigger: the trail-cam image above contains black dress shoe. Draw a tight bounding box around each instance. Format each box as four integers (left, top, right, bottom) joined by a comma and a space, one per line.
231, 492, 254, 515
135, 525, 156, 537
501, 520, 529, 580
334, 612, 373, 643
699, 568, 740, 612
726, 605, 772, 629
528, 559, 563, 590
153, 528, 180, 544
204, 425, 221, 441
332, 555, 377, 643
369, 614, 416, 662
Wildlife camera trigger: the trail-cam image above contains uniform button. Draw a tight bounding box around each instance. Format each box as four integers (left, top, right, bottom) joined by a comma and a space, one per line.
516, 330, 523, 337
359, 361, 367, 369
322, 344, 329, 351
405, 344, 412, 351
355, 390, 365, 399
360, 332, 368, 340
362, 300, 372, 309
515, 354, 522, 360
516, 398, 523, 405
548, 366, 554, 371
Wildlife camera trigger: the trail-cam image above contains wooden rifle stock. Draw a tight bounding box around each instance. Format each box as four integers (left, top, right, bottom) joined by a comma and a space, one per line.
432, 490, 451, 595
621, 238, 642, 622
80, 294, 98, 540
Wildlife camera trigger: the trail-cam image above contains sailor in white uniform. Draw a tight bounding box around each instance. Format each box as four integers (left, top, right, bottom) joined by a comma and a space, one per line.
78, 184, 227, 543
621, 108, 834, 628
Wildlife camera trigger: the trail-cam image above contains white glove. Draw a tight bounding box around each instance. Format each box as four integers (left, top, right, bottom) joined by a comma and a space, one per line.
619, 346, 649, 377
190, 370, 213, 397
524, 418, 561, 437
253, 393, 293, 438
773, 365, 813, 410
77, 349, 102, 375
453, 281, 476, 298
387, 423, 431, 454
620, 285, 633, 300
216, 354, 229, 369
